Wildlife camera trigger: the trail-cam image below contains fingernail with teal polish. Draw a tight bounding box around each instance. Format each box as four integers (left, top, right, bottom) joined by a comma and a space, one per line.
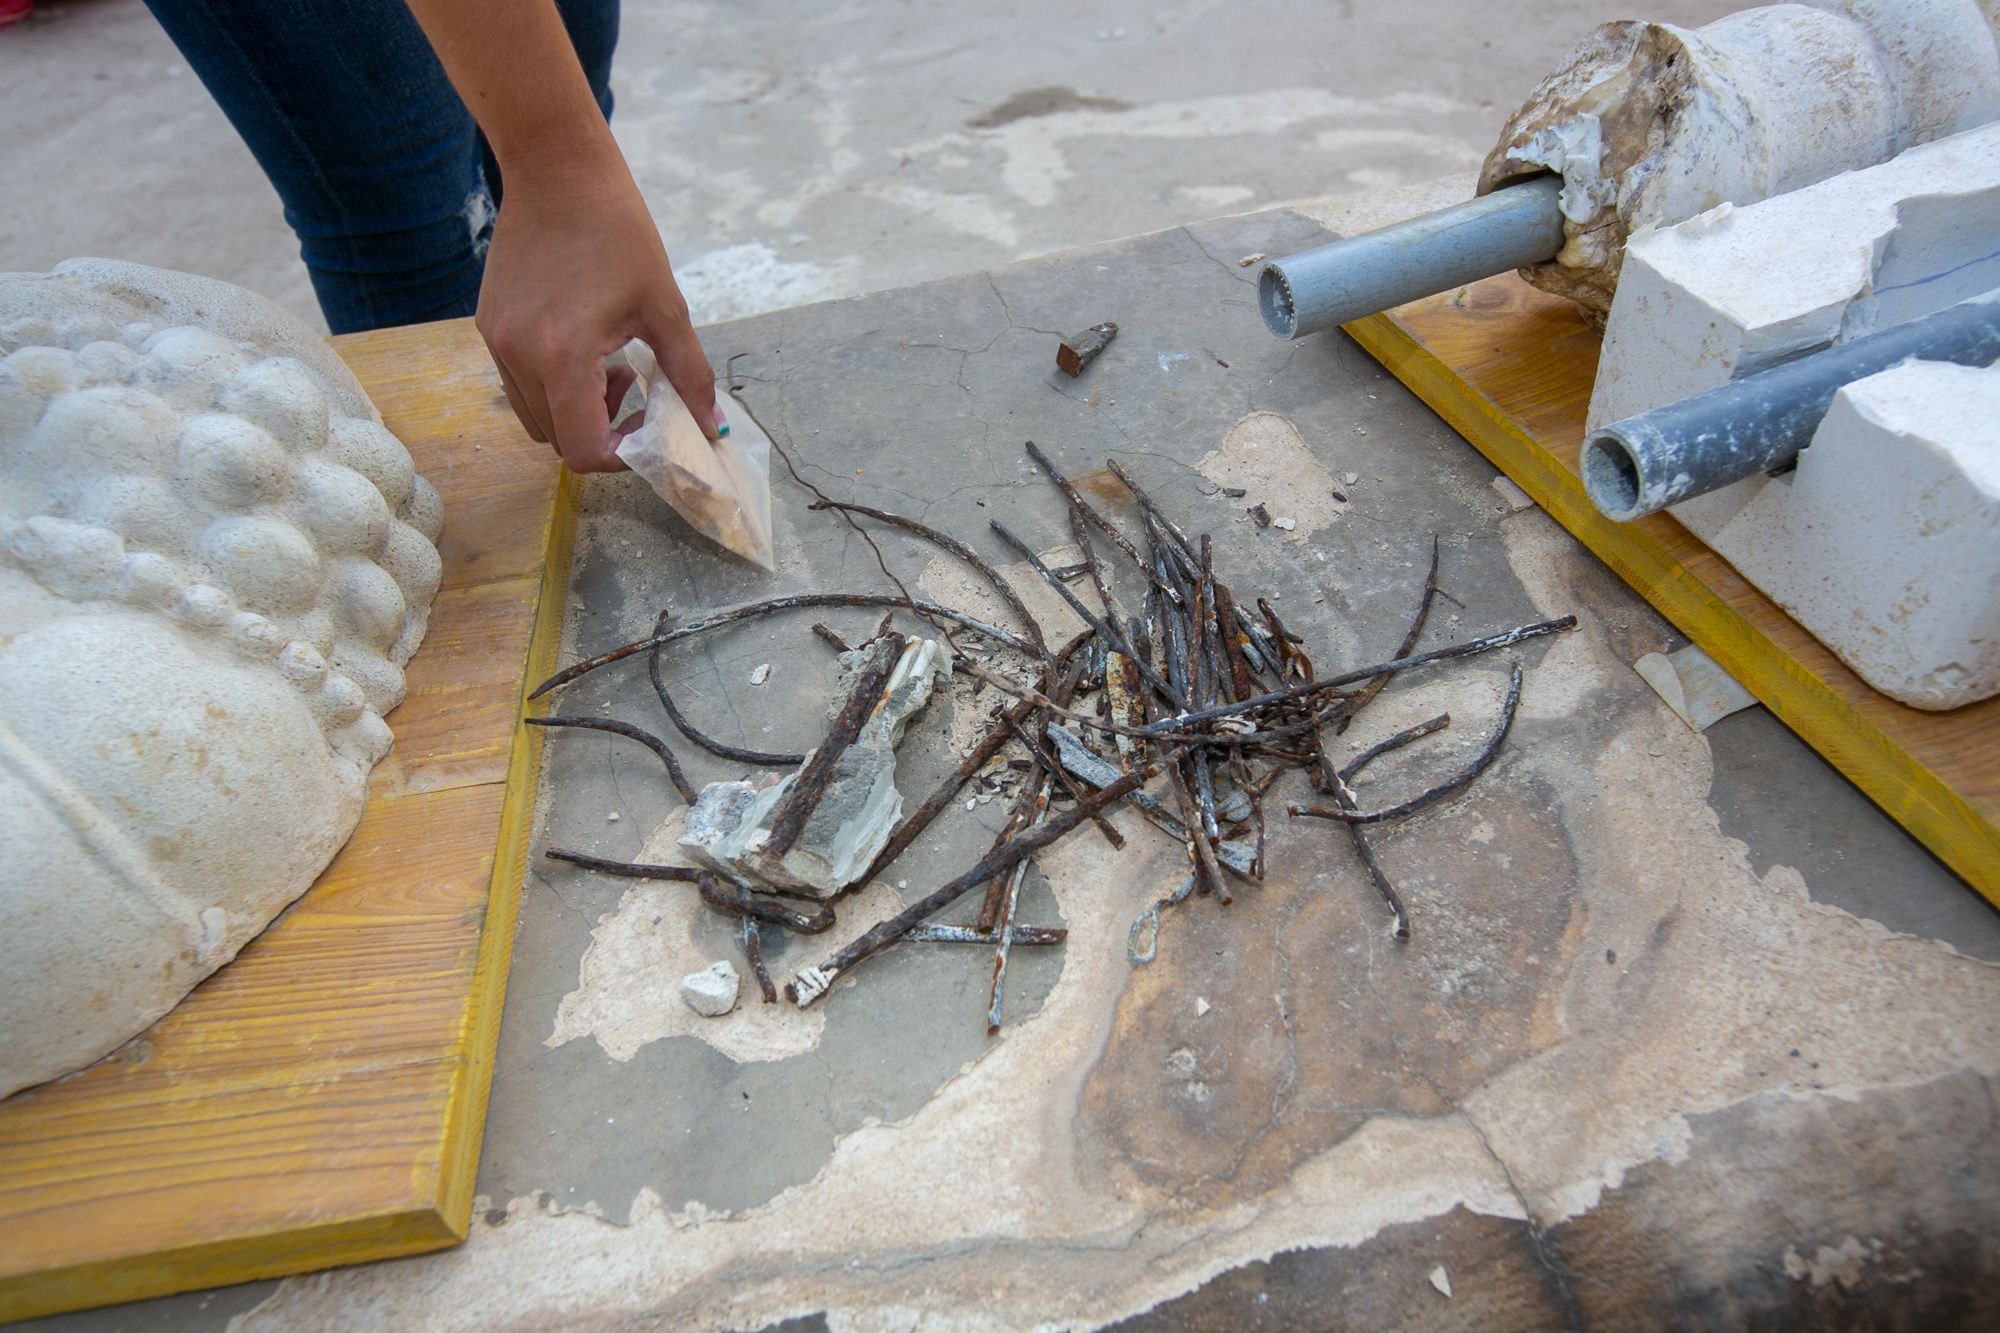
717, 422, 731, 437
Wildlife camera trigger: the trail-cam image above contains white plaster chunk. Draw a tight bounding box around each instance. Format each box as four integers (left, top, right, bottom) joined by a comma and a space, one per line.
0, 261, 442, 1098
678, 961, 741, 1018
1590, 122, 2000, 707
1633, 645, 1760, 732
1479, 0, 2000, 318
1704, 361, 2000, 708
1491, 475, 1536, 513
680, 638, 951, 895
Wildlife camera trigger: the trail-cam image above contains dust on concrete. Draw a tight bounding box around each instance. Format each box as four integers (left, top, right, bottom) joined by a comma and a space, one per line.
1195, 411, 1346, 540
229, 502, 2000, 1330
545, 810, 906, 1065
919, 545, 1092, 761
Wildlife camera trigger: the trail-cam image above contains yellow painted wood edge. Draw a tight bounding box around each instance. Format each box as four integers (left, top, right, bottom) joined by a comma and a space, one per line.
0, 1206, 456, 1323
1343, 311, 2000, 906
431, 463, 582, 1233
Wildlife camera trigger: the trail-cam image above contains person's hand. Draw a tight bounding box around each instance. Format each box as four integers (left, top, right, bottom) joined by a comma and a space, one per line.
474, 140, 722, 472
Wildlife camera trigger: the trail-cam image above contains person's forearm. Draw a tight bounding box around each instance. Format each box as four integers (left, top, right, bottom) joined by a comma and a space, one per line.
402, 0, 616, 174
405, 0, 720, 470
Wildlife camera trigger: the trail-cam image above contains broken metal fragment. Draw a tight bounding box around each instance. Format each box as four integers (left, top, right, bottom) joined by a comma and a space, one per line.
1056, 321, 1118, 376
903, 924, 1068, 946
764, 634, 907, 857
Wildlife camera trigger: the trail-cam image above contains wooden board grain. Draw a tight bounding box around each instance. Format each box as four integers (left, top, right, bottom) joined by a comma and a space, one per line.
0, 318, 578, 1320
1345, 276, 2000, 903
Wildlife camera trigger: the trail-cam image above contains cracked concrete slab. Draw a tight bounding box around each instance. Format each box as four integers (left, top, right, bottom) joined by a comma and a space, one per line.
27, 210, 2000, 1330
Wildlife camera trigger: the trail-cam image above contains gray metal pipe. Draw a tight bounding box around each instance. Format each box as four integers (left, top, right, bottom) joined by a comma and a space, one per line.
1258, 176, 1566, 340
1581, 295, 2000, 522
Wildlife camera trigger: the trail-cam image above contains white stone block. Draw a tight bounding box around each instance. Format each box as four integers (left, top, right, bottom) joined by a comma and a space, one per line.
1708, 360, 2000, 708
1589, 121, 2000, 708
1592, 121, 2000, 435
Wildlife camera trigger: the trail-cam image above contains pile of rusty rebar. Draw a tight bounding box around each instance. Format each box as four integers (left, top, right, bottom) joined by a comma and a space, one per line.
531, 443, 1575, 1029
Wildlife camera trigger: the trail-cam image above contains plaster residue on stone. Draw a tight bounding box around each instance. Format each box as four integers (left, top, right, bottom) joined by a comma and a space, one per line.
1195, 411, 1343, 540
546, 810, 904, 1064
235, 502, 2000, 1330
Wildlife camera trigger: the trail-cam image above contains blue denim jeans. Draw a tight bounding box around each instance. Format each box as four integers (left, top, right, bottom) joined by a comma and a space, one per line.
144, 0, 619, 333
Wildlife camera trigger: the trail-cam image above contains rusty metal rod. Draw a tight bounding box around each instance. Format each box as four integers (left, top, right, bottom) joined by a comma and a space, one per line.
763, 633, 905, 856
1143, 619, 1570, 733
531, 593, 1033, 698
647, 610, 805, 767
787, 753, 1177, 1007
526, 715, 697, 805
850, 632, 1092, 893
904, 924, 1068, 945
1292, 665, 1522, 825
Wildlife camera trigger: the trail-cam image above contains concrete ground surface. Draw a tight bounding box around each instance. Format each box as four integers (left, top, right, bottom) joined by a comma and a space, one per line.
26, 188, 2000, 1329
6, 0, 1732, 327
11, 1, 2000, 1329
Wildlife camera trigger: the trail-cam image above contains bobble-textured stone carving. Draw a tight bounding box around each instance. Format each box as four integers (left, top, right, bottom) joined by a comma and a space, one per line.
0, 260, 447, 1099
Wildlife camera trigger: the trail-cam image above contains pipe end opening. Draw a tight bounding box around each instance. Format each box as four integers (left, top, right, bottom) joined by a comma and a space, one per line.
1258, 265, 1299, 340
1581, 431, 1646, 522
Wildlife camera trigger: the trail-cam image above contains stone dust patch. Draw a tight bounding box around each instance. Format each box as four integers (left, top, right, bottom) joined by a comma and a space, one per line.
919, 545, 1094, 761
545, 810, 903, 1065
1196, 411, 1344, 540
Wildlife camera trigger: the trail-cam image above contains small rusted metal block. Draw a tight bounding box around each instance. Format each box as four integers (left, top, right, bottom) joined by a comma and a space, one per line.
1056, 322, 1119, 377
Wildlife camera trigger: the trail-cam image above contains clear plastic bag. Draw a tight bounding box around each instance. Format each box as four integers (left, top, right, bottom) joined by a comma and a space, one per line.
614, 345, 775, 570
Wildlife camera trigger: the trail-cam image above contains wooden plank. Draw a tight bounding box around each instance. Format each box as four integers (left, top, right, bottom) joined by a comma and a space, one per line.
0, 318, 577, 1320
1344, 276, 2000, 903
